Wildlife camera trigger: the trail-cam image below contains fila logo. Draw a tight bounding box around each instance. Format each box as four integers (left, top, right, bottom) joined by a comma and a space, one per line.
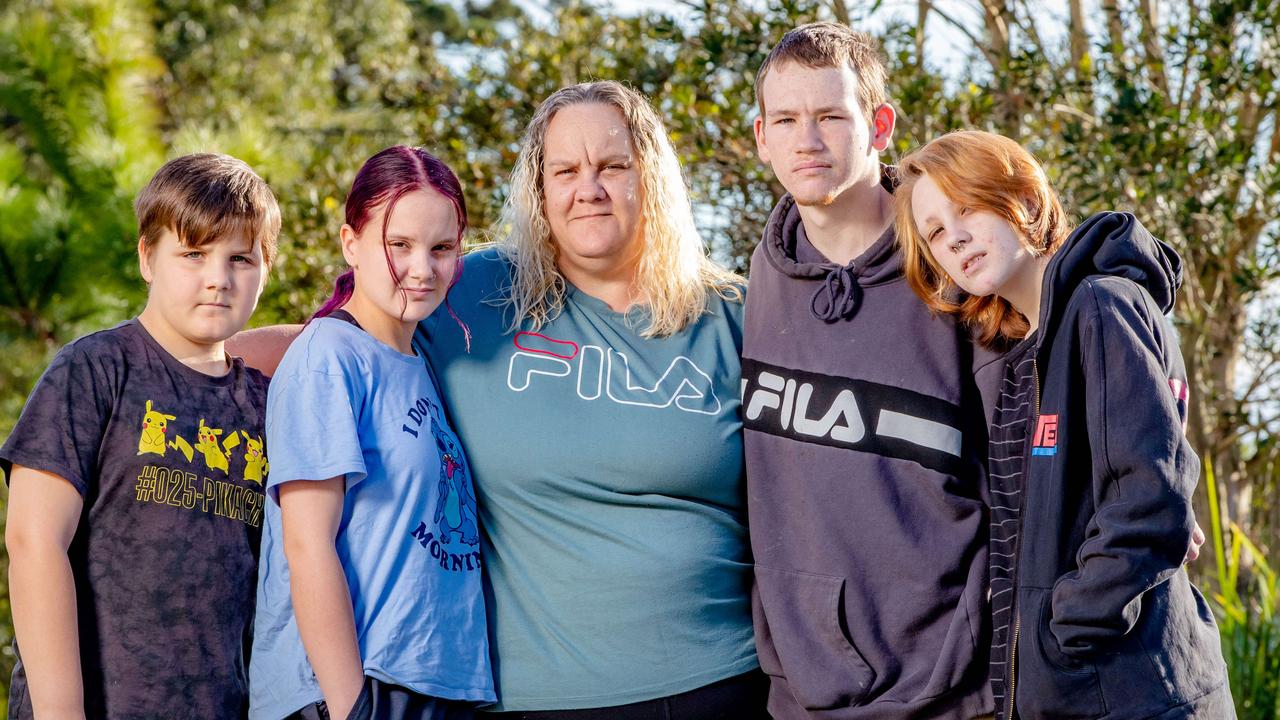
741, 358, 968, 476
505, 332, 721, 415
1032, 414, 1058, 456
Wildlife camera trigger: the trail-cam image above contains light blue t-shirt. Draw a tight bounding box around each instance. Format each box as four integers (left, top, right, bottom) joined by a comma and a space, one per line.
249, 317, 494, 719
423, 249, 757, 711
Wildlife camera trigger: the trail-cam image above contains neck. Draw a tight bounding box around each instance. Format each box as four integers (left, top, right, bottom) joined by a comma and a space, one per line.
1005, 254, 1052, 335
558, 258, 645, 312
343, 292, 416, 355
794, 180, 894, 266
137, 308, 230, 377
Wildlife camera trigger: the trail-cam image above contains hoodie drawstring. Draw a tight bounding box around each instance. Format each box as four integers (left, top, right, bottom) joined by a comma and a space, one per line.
810, 264, 862, 322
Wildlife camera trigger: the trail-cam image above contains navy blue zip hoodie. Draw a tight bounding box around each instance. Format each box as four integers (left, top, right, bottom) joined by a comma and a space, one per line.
1001, 212, 1234, 719
743, 184, 998, 719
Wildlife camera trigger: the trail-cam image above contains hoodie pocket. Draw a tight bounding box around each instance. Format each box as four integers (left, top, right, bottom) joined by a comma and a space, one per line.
1014, 589, 1106, 719
754, 566, 876, 710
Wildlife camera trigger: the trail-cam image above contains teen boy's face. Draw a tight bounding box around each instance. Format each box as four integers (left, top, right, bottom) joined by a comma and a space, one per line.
754, 61, 893, 207
139, 229, 267, 351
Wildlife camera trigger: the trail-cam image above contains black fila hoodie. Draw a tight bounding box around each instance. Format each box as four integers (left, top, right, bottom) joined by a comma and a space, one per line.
742, 185, 998, 719
995, 212, 1233, 719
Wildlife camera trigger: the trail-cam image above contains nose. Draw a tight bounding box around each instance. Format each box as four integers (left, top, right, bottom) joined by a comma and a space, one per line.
573, 169, 608, 203
205, 259, 232, 291
797, 119, 824, 152
405, 247, 434, 282
948, 228, 971, 254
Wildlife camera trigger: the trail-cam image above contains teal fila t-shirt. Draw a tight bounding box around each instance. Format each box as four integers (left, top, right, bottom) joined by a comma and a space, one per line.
422, 248, 757, 710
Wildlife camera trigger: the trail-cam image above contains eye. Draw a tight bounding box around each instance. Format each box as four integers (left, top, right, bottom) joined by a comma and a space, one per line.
927, 227, 944, 243
230, 254, 254, 264
387, 239, 410, 249
958, 206, 972, 216
821, 114, 844, 122
556, 168, 576, 176
774, 117, 794, 125
183, 250, 204, 260
432, 241, 457, 253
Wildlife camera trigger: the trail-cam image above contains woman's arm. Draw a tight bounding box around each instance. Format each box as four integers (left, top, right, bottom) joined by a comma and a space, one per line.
279, 477, 364, 719
1049, 281, 1198, 657
6, 467, 87, 720
227, 324, 304, 377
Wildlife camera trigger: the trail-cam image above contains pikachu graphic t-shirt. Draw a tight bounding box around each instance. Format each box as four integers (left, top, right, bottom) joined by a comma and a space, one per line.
0, 319, 268, 719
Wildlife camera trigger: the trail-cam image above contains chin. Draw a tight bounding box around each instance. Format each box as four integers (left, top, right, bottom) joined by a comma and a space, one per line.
789, 186, 841, 208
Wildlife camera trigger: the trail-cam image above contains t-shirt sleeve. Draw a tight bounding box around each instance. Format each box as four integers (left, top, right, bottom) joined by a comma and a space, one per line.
264, 351, 368, 501
0, 343, 115, 495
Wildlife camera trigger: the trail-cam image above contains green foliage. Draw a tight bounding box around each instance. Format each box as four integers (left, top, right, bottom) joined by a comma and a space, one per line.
1206, 459, 1280, 718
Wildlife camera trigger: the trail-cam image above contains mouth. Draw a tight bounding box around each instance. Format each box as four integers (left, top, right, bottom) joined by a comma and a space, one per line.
403, 287, 437, 298
199, 302, 231, 309
961, 253, 985, 275
571, 212, 613, 221
793, 162, 830, 172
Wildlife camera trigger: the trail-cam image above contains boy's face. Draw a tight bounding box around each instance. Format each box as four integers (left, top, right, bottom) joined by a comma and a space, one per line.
754, 61, 894, 208
139, 228, 267, 350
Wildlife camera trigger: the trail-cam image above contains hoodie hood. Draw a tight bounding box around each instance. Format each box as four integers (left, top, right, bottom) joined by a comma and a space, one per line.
760, 190, 902, 323
1038, 211, 1182, 343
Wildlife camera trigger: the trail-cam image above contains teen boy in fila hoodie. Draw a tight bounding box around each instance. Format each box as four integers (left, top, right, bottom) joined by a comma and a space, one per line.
743, 24, 998, 719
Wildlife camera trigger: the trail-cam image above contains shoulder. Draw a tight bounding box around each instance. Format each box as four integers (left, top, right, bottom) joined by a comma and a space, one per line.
1074, 276, 1164, 326
274, 318, 371, 379
60, 321, 136, 362
41, 321, 138, 385
459, 246, 514, 288
706, 282, 746, 326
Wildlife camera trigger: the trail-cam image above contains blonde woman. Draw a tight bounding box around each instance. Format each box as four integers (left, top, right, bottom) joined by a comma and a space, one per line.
422, 81, 765, 718
233, 82, 763, 717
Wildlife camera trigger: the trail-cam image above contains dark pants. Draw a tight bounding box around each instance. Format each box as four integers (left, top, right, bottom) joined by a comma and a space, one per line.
482, 670, 770, 720
287, 677, 475, 720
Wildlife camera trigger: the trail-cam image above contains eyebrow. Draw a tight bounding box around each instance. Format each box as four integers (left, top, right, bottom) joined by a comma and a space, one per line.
767, 105, 848, 118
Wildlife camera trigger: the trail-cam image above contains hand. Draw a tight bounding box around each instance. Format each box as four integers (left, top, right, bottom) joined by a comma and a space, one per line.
1184, 522, 1206, 564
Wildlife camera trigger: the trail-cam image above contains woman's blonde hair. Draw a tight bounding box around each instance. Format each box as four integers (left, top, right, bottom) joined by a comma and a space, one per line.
493, 80, 742, 337
895, 130, 1070, 347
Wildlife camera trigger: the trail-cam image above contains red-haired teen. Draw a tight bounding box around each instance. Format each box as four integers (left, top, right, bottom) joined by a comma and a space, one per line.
895, 130, 1233, 720
249, 146, 492, 720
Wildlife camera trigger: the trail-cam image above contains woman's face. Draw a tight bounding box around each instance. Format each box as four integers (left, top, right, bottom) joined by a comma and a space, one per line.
911, 173, 1038, 300
342, 188, 460, 325
541, 102, 645, 281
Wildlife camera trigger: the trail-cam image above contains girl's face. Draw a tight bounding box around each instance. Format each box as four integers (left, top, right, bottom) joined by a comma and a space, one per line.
341, 188, 460, 326
911, 173, 1039, 300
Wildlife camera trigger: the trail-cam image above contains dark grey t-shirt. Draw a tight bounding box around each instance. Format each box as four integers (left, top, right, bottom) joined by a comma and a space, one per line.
0, 319, 269, 719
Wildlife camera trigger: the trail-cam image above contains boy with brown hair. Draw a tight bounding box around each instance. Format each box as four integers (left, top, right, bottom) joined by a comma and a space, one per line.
2, 153, 279, 718
743, 22, 996, 719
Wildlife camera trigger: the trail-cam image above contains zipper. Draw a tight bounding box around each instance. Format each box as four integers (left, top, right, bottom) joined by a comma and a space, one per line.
1006, 356, 1041, 720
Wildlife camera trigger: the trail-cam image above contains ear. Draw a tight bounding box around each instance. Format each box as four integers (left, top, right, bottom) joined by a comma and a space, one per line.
340, 224, 360, 268
753, 114, 771, 165
137, 236, 154, 283
871, 104, 896, 153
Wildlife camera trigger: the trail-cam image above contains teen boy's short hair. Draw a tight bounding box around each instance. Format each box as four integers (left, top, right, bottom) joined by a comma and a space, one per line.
755, 22, 889, 122
134, 153, 281, 265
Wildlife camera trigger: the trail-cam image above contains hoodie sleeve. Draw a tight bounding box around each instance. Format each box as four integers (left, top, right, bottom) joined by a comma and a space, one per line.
1049, 277, 1199, 657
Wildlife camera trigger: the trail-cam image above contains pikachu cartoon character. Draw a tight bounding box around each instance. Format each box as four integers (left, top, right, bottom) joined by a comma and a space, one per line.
241, 431, 269, 485
195, 419, 240, 474
137, 400, 177, 456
